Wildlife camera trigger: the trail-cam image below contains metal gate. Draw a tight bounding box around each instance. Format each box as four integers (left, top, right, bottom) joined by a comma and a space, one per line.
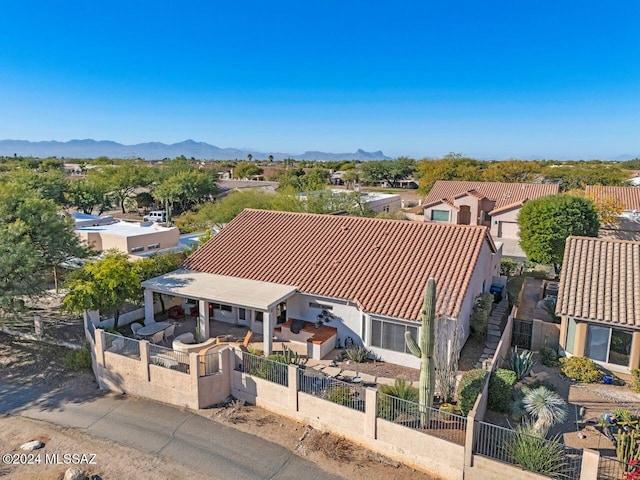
511, 318, 533, 349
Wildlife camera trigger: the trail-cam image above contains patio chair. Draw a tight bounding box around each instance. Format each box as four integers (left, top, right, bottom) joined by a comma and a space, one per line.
130, 322, 143, 339
150, 331, 164, 344
163, 324, 176, 345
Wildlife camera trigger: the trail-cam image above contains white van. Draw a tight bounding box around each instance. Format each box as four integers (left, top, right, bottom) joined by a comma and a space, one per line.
143, 210, 167, 223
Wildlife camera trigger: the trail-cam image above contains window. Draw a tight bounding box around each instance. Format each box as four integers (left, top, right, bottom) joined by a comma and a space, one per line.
147, 243, 160, 250
309, 302, 333, 311
255, 311, 264, 322
586, 324, 633, 366
211, 303, 232, 312
130, 246, 144, 253
382, 205, 390, 213
370, 318, 418, 353
565, 318, 576, 354
238, 308, 246, 321
430, 210, 449, 222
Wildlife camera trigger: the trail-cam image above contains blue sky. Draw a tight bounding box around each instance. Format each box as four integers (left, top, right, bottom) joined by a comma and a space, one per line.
0, 1, 638, 159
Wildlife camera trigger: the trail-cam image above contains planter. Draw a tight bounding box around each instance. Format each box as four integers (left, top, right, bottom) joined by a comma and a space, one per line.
439, 403, 456, 414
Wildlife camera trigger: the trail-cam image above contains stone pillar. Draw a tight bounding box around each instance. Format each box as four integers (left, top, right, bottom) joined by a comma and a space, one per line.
630, 332, 640, 370
198, 300, 210, 342
95, 329, 106, 368
365, 388, 378, 439
288, 365, 299, 411
465, 411, 476, 467
263, 310, 272, 356
140, 340, 150, 381
189, 352, 200, 406
579, 449, 600, 480
144, 289, 155, 325
573, 322, 588, 357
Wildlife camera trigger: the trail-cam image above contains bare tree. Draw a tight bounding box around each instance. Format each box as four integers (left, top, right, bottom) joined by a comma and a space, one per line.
434, 315, 463, 403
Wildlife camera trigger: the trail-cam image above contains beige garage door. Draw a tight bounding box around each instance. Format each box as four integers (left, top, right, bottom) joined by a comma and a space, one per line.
499, 221, 519, 239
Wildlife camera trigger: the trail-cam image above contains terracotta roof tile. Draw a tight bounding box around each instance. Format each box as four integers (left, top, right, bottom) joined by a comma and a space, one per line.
425, 181, 559, 209
585, 185, 640, 211
184, 209, 495, 321
556, 236, 640, 327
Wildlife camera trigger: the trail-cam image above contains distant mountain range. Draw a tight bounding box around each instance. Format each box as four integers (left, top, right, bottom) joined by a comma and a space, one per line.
0, 139, 392, 161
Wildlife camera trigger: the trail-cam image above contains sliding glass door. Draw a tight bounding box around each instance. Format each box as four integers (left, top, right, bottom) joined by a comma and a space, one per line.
586, 324, 632, 367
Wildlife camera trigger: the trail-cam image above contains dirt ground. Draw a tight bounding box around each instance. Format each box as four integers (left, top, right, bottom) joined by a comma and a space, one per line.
0, 333, 437, 480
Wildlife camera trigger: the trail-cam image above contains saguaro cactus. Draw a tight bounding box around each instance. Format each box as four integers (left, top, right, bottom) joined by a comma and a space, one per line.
405, 277, 436, 427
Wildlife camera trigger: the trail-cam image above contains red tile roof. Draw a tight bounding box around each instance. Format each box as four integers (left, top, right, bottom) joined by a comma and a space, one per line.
557, 236, 640, 327
184, 209, 496, 321
425, 181, 559, 210
585, 185, 640, 212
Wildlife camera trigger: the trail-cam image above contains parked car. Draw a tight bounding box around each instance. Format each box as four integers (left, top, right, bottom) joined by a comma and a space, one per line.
143, 210, 167, 223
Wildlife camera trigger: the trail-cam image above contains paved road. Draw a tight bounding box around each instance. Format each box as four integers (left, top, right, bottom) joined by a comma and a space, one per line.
0, 380, 341, 480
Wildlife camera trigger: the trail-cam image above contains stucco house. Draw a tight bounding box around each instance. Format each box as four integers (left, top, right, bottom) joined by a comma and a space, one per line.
142, 209, 502, 368
423, 181, 560, 240
585, 185, 640, 240
557, 236, 640, 373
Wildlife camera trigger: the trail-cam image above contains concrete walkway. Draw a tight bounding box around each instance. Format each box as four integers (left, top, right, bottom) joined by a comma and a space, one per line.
476, 297, 509, 369
0, 380, 340, 480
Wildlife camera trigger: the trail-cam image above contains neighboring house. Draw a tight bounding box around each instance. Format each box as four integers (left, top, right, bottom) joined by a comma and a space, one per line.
423, 181, 560, 240
556, 236, 640, 373
74, 214, 180, 255
585, 185, 640, 240
298, 190, 402, 214
141, 209, 502, 368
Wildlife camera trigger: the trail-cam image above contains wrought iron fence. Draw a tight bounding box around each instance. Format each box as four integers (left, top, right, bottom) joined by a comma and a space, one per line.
298, 370, 366, 412
148, 343, 190, 374
512, 318, 533, 349
198, 351, 220, 377
474, 421, 582, 480
376, 392, 467, 445
598, 455, 639, 480
103, 332, 140, 359
239, 351, 288, 386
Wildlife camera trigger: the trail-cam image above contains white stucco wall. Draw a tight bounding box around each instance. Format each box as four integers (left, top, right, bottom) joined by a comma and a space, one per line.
286, 293, 363, 347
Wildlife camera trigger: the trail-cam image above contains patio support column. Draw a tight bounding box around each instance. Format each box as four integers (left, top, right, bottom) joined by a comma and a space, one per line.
630, 331, 640, 370
263, 310, 272, 356
198, 300, 210, 341
144, 289, 155, 325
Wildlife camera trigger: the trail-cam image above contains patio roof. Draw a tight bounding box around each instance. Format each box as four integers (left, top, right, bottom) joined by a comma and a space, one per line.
142, 269, 298, 311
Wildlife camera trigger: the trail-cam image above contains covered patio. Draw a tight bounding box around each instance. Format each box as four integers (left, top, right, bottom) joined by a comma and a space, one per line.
141, 269, 298, 355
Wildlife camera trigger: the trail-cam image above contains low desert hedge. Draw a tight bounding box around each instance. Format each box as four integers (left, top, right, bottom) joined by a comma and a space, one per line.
488, 368, 517, 413
458, 369, 488, 415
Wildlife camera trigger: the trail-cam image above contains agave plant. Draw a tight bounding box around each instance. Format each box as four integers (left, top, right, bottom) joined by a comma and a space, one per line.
509, 347, 535, 380
523, 386, 568, 435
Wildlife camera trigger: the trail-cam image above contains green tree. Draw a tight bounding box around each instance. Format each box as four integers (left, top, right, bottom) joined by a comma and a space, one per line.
415, 156, 484, 193
234, 162, 264, 179
62, 251, 141, 328
90, 161, 153, 213
360, 159, 415, 187
482, 160, 543, 183
152, 169, 217, 216
518, 195, 599, 273
65, 178, 113, 214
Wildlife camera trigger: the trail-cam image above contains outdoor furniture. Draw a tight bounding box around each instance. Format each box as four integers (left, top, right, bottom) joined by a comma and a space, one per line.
168, 305, 185, 320
136, 321, 171, 338
150, 331, 164, 344
130, 322, 143, 339
163, 324, 176, 344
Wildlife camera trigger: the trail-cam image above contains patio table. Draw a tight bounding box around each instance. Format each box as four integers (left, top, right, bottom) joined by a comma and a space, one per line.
137, 321, 171, 337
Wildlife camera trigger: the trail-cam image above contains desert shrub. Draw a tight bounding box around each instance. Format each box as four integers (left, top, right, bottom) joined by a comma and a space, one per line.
458, 369, 488, 415
345, 345, 370, 363
540, 346, 559, 367
488, 369, 517, 413
64, 345, 92, 371
560, 356, 602, 383
324, 385, 353, 407
268, 345, 307, 366
246, 345, 263, 356
508, 347, 535, 380
506, 422, 568, 476
378, 378, 419, 420
307, 432, 352, 461
470, 293, 493, 340
500, 258, 521, 277
631, 369, 640, 393
523, 386, 568, 434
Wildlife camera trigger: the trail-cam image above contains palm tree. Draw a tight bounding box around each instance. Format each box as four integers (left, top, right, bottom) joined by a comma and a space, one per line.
247, 153, 253, 162
268, 155, 274, 163
523, 386, 567, 435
